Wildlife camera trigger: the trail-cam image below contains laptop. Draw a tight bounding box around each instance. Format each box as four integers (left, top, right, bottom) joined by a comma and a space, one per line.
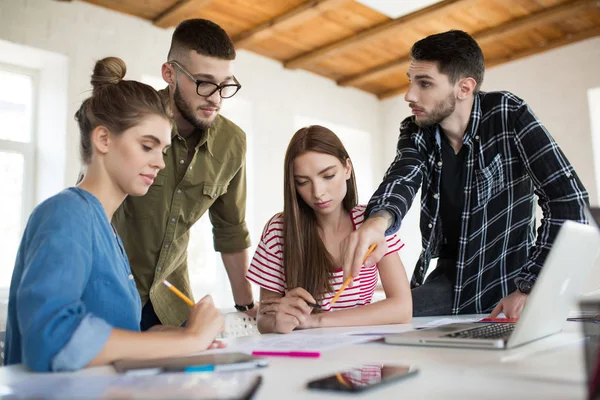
385, 216, 600, 350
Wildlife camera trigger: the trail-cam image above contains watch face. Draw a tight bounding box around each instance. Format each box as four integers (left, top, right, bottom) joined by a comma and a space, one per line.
519, 281, 532, 293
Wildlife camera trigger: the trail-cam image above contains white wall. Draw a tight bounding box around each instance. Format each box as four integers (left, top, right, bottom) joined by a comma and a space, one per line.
0, 0, 383, 304
380, 37, 600, 279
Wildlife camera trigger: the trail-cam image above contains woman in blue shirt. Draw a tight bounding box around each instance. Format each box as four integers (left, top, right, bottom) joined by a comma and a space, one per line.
4, 57, 225, 372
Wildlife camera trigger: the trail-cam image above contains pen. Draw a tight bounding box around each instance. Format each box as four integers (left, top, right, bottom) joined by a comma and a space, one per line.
331, 244, 376, 305
162, 279, 195, 307
305, 300, 321, 309
251, 351, 320, 358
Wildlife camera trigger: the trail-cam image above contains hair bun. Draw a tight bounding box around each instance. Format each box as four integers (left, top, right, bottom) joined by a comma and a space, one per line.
91, 57, 127, 92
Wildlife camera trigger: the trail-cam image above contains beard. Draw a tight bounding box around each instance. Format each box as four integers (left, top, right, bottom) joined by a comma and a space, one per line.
414, 92, 456, 128
173, 85, 218, 132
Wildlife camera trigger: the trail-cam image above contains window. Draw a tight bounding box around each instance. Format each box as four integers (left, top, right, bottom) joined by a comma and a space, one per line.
0, 65, 37, 288
589, 87, 600, 204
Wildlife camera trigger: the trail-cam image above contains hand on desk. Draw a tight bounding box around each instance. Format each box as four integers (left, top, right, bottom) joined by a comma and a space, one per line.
489, 290, 528, 319
259, 288, 317, 333
244, 307, 258, 318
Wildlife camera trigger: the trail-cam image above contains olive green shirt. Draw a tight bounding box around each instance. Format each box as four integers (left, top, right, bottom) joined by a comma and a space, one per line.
112, 89, 251, 326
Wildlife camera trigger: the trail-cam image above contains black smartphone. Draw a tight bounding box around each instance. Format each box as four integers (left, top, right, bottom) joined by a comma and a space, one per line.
307, 364, 419, 392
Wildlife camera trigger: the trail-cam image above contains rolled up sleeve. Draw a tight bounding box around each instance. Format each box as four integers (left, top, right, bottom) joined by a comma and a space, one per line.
209, 160, 251, 253
51, 314, 113, 371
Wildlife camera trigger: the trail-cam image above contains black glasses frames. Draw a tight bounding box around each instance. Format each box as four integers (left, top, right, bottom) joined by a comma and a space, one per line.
168, 60, 241, 99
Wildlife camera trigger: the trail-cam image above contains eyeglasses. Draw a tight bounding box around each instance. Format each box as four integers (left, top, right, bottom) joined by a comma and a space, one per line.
168, 60, 241, 99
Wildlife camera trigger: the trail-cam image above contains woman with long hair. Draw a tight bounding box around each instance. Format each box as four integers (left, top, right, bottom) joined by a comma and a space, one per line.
247, 125, 412, 334
4, 57, 225, 372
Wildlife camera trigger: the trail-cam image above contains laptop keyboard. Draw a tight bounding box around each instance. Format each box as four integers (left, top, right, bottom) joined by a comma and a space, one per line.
443, 323, 516, 340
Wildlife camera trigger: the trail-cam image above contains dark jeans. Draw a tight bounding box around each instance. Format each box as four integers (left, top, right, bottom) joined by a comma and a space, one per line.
140, 300, 162, 331
411, 261, 454, 317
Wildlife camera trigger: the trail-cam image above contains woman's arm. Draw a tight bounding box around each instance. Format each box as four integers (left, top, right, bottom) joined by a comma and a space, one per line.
306, 252, 412, 329
88, 295, 225, 367
257, 288, 316, 334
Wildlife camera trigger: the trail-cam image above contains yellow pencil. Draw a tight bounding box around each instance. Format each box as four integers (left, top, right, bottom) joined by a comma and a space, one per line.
162, 279, 195, 307
330, 244, 377, 305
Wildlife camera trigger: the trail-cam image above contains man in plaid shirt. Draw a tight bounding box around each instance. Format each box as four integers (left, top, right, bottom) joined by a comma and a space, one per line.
341, 30, 589, 317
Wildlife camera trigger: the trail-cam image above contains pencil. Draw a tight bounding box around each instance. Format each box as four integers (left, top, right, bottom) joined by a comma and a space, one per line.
330, 244, 377, 305
162, 279, 195, 307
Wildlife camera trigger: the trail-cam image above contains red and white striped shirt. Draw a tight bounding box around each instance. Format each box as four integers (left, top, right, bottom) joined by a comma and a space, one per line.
247, 205, 404, 311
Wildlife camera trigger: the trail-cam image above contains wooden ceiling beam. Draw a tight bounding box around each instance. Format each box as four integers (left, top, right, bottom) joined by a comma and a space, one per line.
377, 25, 600, 100
339, 0, 599, 88
233, 0, 349, 49
153, 0, 213, 29
284, 0, 480, 70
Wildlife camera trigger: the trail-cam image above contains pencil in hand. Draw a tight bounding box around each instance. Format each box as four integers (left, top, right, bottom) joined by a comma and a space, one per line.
162, 279, 195, 307
330, 244, 377, 305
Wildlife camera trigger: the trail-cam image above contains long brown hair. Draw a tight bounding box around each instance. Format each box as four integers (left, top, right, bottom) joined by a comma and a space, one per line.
283, 125, 358, 300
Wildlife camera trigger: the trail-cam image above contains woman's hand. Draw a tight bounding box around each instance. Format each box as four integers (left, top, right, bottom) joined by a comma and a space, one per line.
259, 288, 317, 334
183, 295, 225, 349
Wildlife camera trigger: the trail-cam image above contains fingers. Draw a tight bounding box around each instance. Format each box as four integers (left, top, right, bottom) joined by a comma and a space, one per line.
287, 287, 317, 304
196, 294, 215, 307
275, 313, 302, 333
209, 340, 227, 349
259, 302, 279, 315
489, 301, 503, 318
363, 241, 388, 269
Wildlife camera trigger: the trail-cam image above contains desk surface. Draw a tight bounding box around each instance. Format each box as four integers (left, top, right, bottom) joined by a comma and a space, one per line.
0, 315, 588, 399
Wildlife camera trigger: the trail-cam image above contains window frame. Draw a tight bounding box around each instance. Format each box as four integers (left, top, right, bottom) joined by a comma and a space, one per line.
0, 62, 38, 270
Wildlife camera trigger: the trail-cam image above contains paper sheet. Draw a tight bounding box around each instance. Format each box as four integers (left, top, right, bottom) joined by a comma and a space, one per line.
228, 332, 376, 353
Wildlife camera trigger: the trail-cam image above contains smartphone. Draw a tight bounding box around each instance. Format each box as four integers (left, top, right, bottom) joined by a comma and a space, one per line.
307, 364, 419, 392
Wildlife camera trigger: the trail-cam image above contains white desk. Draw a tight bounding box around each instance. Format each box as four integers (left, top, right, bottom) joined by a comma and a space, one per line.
0, 315, 588, 399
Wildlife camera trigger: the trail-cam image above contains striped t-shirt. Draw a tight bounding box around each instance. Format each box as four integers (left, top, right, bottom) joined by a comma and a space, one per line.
246, 205, 404, 311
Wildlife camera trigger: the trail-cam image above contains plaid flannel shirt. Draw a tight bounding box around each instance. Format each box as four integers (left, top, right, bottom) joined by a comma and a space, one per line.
367, 91, 589, 314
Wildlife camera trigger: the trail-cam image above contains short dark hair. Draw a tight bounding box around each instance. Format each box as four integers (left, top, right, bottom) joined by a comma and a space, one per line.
411, 30, 485, 92
167, 19, 236, 62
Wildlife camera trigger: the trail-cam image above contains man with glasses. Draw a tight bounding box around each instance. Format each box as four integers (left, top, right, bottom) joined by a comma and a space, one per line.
113, 19, 254, 330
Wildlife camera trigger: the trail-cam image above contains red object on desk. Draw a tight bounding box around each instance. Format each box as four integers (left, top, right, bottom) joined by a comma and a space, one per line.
478, 317, 518, 323
251, 351, 320, 358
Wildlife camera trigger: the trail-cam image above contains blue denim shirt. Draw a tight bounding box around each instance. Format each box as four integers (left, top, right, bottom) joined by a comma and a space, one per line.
4, 188, 142, 371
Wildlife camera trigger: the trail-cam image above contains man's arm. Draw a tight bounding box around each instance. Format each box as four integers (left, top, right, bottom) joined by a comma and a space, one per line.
221, 249, 254, 314
490, 95, 589, 319
342, 121, 425, 281
208, 158, 254, 311
511, 96, 589, 283
365, 121, 426, 235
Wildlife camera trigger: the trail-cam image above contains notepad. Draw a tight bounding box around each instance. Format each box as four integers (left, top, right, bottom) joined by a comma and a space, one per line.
113, 352, 268, 374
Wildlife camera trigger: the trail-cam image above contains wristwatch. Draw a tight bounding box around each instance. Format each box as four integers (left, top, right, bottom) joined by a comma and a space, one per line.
234, 301, 255, 312
516, 279, 533, 295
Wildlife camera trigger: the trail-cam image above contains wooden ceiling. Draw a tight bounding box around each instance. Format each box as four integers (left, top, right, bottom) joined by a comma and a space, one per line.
74, 0, 600, 99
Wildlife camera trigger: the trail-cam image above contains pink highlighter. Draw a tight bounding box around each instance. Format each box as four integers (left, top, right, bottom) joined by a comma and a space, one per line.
251, 351, 320, 358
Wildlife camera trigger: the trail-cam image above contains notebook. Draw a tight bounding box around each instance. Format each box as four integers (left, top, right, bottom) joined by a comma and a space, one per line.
113, 352, 268, 374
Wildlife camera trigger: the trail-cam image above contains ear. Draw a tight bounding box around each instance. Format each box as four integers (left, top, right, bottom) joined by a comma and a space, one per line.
91, 125, 112, 156
162, 62, 176, 87
344, 158, 353, 180
457, 77, 477, 100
